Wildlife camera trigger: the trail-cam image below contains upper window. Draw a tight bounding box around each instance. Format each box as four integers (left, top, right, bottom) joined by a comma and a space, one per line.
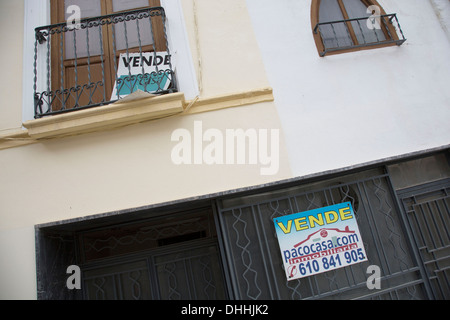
311, 0, 406, 56
33, 0, 177, 118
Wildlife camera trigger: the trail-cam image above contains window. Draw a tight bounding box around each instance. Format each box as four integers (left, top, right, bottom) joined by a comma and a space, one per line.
311, 0, 406, 56
33, 0, 176, 118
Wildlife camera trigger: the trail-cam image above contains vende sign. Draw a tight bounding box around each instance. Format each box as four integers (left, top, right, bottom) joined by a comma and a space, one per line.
273, 202, 368, 280
111, 52, 172, 99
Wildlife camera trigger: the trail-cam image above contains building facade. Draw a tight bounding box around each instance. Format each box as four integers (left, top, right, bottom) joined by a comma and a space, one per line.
0, 0, 449, 300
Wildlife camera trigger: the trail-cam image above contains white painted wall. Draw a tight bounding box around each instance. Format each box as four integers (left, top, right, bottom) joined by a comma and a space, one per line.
430, 0, 450, 40
246, 0, 450, 177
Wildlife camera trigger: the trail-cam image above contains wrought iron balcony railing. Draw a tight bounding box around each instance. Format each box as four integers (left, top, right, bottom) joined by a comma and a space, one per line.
33, 7, 177, 119
314, 13, 406, 57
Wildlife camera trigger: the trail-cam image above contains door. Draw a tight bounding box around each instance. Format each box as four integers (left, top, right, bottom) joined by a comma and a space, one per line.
398, 180, 450, 299
50, 0, 164, 111
78, 209, 228, 300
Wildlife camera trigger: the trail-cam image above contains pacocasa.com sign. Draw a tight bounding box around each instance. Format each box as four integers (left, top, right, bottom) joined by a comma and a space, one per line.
273, 202, 368, 281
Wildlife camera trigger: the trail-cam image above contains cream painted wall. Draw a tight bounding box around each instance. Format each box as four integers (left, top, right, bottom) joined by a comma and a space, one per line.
181, 0, 270, 97
0, 0, 290, 299
0, 102, 291, 299
0, 0, 24, 133
0, 102, 291, 230
0, 227, 36, 299
0, 0, 287, 230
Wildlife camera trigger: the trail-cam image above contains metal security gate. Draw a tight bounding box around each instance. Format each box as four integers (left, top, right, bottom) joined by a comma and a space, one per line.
398, 179, 450, 299
216, 168, 429, 300
82, 243, 225, 300
78, 209, 227, 300
36, 166, 449, 300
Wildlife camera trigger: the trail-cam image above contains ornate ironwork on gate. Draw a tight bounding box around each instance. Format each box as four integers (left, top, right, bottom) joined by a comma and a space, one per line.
216, 168, 430, 300
397, 179, 450, 299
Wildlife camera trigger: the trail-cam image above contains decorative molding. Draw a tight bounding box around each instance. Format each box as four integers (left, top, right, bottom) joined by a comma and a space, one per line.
184, 87, 274, 114
0, 129, 36, 150
1, 87, 274, 150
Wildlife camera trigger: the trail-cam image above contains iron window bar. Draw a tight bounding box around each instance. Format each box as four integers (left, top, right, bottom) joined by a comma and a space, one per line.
33, 6, 177, 119
314, 13, 406, 57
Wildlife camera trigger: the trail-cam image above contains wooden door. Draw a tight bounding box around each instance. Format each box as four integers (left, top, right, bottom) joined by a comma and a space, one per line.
50, 0, 163, 111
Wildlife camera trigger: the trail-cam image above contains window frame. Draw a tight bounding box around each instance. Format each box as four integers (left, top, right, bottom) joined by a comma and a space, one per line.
49, 0, 167, 113
311, 0, 402, 57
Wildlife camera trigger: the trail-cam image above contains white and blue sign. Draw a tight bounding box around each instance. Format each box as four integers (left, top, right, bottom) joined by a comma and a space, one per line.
273, 202, 368, 281
111, 52, 172, 99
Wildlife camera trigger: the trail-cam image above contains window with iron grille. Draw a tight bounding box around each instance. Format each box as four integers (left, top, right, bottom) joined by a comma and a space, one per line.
33, 0, 177, 118
311, 0, 406, 56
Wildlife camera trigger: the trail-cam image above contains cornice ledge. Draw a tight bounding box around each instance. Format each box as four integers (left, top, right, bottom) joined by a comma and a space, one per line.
23, 92, 186, 140
0, 129, 35, 151
2, 87, 273, 150
184, 87, 274, 114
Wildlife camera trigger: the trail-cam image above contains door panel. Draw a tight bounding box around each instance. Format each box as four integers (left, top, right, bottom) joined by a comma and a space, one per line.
398, 181, 450, 300
84, 260, 153, 300
342, 0, 386, 44
112, 0, 151, 12
65, 61, 107, 108
64, 0, 103, 60
112, 17, 155, 52
79, 210, 228, 300
319, 0, 353, 48
155, 245, 227, 300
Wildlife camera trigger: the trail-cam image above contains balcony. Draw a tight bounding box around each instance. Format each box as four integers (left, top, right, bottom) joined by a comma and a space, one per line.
314, 13, 406, 57
33, 6, 177, 119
